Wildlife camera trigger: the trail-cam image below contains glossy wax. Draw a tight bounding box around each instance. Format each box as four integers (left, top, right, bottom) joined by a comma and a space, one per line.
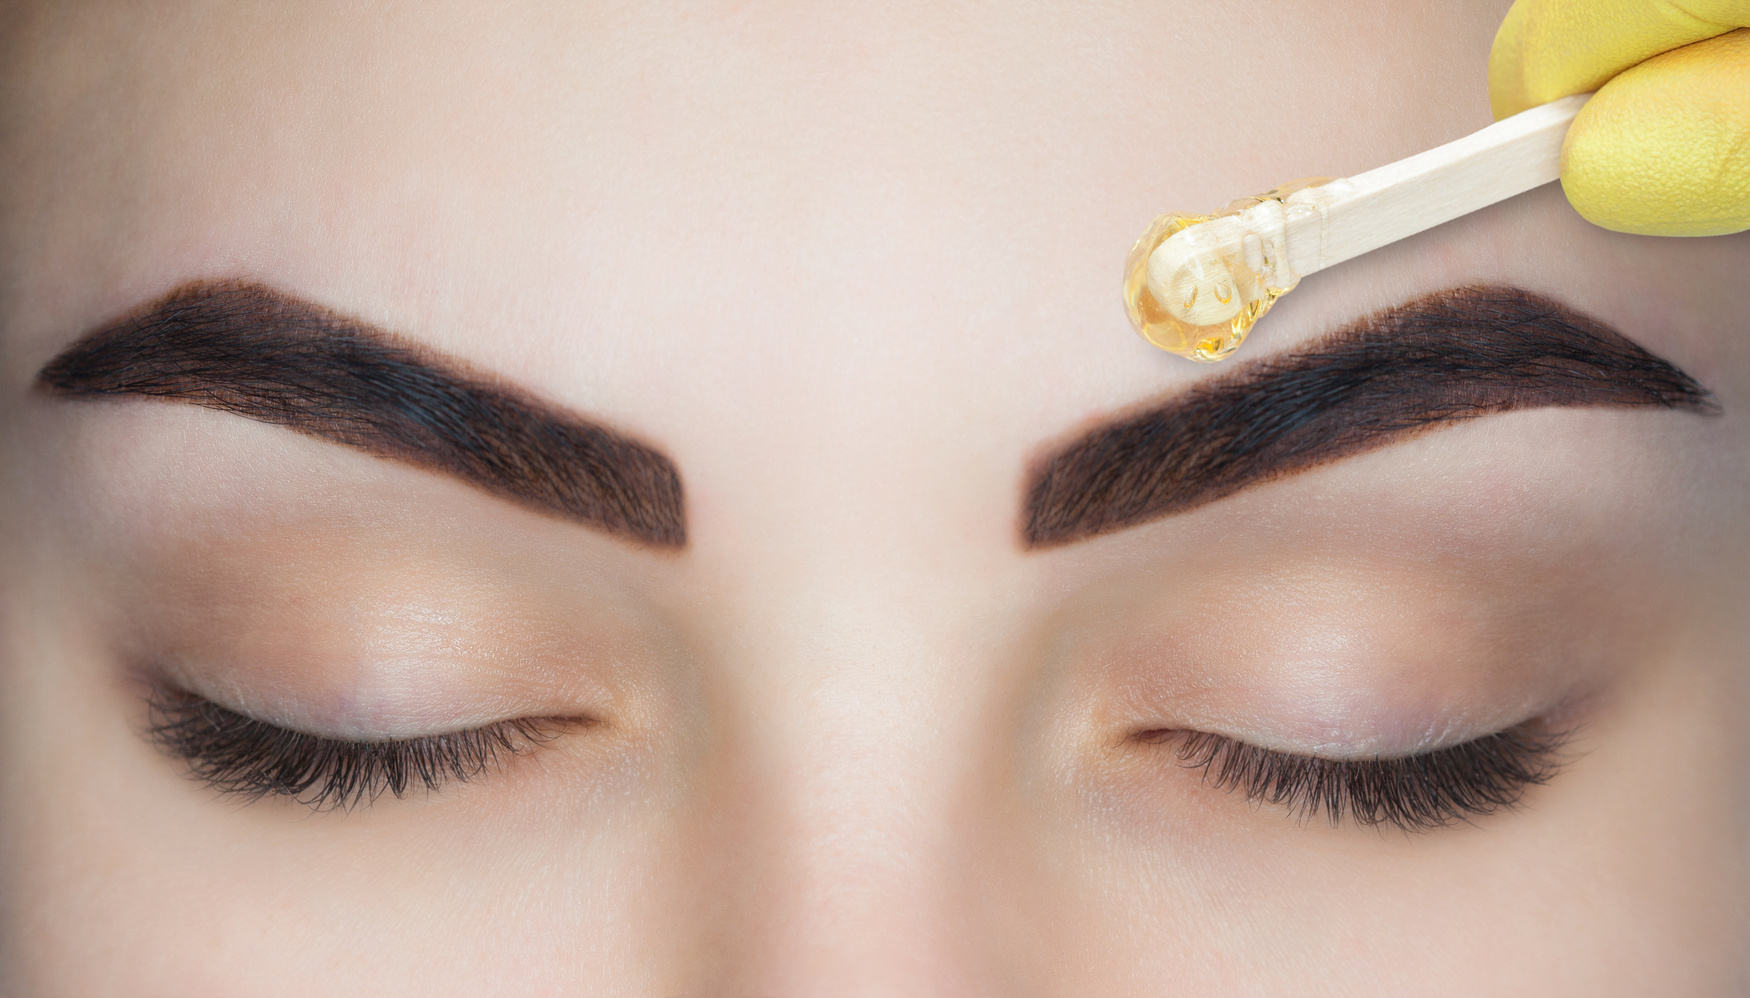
1123, 178, 1329, 362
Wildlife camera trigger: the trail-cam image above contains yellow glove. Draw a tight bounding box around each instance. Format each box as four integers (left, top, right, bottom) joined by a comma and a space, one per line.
1489, 0, 1750, 236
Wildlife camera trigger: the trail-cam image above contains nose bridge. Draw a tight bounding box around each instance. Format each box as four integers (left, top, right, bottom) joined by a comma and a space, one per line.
698, 566, 997, 997
668, 300, 1024, 992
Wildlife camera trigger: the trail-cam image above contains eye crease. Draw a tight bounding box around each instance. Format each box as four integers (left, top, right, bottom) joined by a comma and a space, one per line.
1136, 725, 1570, 832
145, 688, 578, 812
6, 0, 1747, 985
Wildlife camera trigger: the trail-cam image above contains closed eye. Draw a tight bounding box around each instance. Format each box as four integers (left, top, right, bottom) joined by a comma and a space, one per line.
1136, 724, 1570, 832
145, 689, 577, 812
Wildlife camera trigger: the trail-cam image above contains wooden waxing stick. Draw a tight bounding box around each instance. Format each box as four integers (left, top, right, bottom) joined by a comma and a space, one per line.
1147, 93, 1592, 319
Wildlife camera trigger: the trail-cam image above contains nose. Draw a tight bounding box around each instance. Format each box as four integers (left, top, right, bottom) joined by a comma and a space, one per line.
690, 578, 1002, 998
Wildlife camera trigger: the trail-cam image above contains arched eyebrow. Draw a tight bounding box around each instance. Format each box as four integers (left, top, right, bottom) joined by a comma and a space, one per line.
1023, 285, 1718, 549
36, 279, 686, 548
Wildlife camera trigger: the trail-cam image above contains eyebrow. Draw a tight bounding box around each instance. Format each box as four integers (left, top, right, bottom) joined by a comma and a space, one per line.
1024, 285, 1717, 548
36, 280, 686, 548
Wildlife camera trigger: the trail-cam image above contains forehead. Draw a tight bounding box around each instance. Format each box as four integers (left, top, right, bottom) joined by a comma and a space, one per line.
0, 2, 1732, 483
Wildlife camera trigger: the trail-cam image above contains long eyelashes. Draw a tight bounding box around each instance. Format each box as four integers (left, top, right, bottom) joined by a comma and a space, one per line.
146, 691, 565, 811
1155, 726, 1568, 831
146, 688, 1565, 829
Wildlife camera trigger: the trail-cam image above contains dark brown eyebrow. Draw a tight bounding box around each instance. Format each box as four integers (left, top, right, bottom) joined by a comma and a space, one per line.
1024, 285, 1717, 548
36, 280, 686, 548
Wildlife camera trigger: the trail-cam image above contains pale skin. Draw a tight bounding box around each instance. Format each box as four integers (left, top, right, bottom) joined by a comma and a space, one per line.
1, 2, 1747, 996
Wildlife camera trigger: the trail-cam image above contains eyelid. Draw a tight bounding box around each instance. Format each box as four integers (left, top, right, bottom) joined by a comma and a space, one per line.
145, 688, 577, 811
1137, 723, 1570, 832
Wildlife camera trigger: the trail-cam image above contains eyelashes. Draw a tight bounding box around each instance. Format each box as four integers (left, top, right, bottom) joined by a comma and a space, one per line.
145, 688, 1564, 830
146, 691, 565, 811
1148, 725, 1568, 831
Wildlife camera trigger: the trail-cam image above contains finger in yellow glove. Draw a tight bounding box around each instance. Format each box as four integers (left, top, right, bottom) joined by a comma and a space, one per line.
1490, 0, 1750, 236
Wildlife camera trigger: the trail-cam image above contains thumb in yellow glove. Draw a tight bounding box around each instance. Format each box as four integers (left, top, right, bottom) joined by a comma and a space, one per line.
1490, 0, 1750, 236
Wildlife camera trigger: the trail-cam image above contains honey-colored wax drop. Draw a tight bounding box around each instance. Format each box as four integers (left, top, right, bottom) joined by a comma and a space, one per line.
1121, 97, 1592, 362
1123, 178, 1330, 362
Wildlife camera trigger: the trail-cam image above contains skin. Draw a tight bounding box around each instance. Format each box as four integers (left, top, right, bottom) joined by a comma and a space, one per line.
1, 1, 1747, 994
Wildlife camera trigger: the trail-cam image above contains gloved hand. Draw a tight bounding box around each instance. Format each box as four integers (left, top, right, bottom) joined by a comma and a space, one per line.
1489, 0, 1750, 236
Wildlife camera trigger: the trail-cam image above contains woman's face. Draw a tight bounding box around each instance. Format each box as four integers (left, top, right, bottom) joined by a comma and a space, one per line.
2, 2, 1746, 994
